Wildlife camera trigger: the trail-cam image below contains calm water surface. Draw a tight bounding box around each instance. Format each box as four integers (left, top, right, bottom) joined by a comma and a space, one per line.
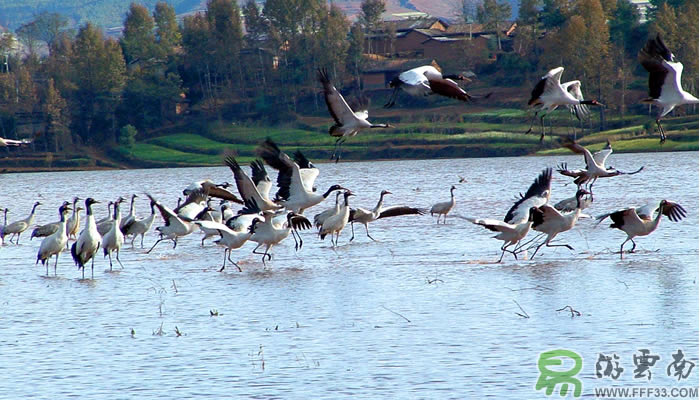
0, 152, 697, 398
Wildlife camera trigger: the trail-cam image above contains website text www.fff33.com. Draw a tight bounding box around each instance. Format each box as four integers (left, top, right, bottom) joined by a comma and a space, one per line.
593, 386, 699, 398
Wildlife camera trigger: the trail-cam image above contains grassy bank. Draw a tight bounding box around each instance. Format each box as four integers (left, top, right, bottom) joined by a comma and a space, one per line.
120, 108, 698, 167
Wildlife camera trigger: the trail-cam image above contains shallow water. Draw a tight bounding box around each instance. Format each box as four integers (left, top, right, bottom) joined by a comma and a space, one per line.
0, 152, 697, 398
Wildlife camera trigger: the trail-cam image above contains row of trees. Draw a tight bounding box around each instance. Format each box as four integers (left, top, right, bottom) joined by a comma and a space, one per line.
0, 0, 697, 152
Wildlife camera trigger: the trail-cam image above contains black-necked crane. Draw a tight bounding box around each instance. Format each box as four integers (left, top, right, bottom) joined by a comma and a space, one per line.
225, 155, 282, 212
195, 218, 260, 272
466, 168, 552, 262
293, 150, 320, 192
5, 201, 41, 244
318, 68, 393, 162
251, 159, 273, 202
102, 197, 125, 270
319, 190, 354, 247
430, 186, 456, 224
348, 190, 425, 242
0, 137, 32, 147
71, 198, 102, 279
182, 179, 244, 205
36, 203, 71, 276
596, 199, 686, 258
31, 201, 70, 240
96, 201, 113, 226
146, 189, 209, 253
638, 34, 699, 143
384, 65, 477, 108
526, 67, 603, 141
557, 138, 643, 195
256, 139, 346, 214
122, 199, 157, 248
246, 198, 312, 265
0, 207, 8, 245
66, 196, 83, 240
314, 191, 344, 232
120, 194, 138, 231
530, 188, 591, 258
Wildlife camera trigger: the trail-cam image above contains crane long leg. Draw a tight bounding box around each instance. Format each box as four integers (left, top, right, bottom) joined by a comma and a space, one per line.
54, 253, 59, 276
365, 224, 376, 241
384, 87, 399, 108
656, 119, 666, 144
349, 222, 355, 242
107, 251, 113, 271
539, 115, 546, 142
91, 257, 94, 279
147, 238, 164, 254
331, 138, 344, 162
140, 234, 145, 248
220, 249, 228, 272
525, 111, 539, 134
116, 249, 124, 269
619, 238, 630, 259
253, 245, 271, 264
226, 250, 242, 272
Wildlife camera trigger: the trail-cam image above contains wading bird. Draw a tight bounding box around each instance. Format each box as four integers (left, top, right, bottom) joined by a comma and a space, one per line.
430, 186, 456, 224
0, 137, 32, 147
256, 139, 346, 213
384, 65, 477, 108
466, 168, 552, 262
146, 189, 210, 253
557, 138, 643, 194
318, 68, 393, 162
71, 198, 102, 279
122, 199, 157, 248
31, 201, 70, 240
5, 201, 41, 244
526, 67, 603, 141
348, 190, 424, 242
530, 188, 591, 258
66, 197, 83, 240
320, 191, 354, 247
0, 207, 8, 244
120, 194, 139, 231
195, 219, 260, 272
248, 203, 312, 265
638, 34, 699, 143
596, 200, 686, 258
102, 197, 125, 270
36, 203, 71, 276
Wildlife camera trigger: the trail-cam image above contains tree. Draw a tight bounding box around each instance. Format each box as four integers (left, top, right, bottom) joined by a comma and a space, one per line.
121, 3, 157, 65
477, 0, 512, 51
154, 2, 181, 54
43, 78, 71, 152
318, 5, 350, 74
243, 0, 268, 46
359, 0, 385, 54
347, 22, 365, 88
15, 21, 41, 59
540, 0, 573, 29
71, 23, 126, 144
33, 11, 70, 52
206, 0, 244, 95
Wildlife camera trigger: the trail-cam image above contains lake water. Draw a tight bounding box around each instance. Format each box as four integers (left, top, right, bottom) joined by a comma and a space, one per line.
0, 152, 697, 398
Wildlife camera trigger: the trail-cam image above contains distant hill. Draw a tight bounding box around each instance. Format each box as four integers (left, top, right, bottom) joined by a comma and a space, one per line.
0, 0, 519, 32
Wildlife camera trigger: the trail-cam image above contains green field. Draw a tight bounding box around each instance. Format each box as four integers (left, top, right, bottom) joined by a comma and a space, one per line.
121, 109, 699, 167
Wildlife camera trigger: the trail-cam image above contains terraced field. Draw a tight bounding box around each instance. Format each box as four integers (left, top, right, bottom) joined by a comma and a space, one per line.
122, 109, 698, 167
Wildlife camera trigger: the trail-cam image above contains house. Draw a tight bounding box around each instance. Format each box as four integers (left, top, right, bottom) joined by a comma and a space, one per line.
361, 58, 440, 90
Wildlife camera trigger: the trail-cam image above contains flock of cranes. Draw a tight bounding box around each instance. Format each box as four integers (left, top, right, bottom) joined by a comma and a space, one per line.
0, 34, 693, 278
